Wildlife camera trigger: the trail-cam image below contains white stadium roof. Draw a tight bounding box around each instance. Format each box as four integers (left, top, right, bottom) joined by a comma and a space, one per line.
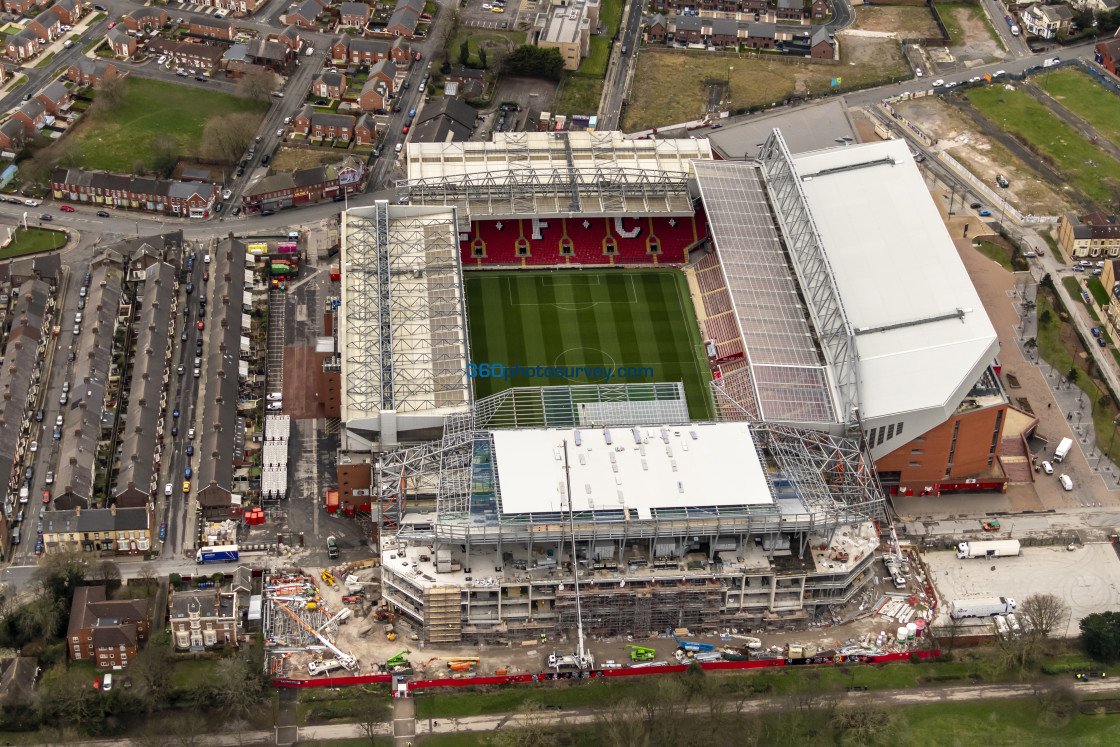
792, 139, 998, 422
491, 423, 772, 519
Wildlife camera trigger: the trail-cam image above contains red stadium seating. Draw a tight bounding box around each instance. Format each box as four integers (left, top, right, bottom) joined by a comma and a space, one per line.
460, 208, 708, 268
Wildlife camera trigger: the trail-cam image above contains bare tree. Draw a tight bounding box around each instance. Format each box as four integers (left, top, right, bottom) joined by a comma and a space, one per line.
210, 657, 265, 717
236, 69, 278, 101
91, 74, 127, 113
137, 566, 159, 597
594, 699, 647, 747
131, 630, 175, 711
151, 134, 181, 178
92, 560, 122, 593
354, 688, 391, 746
203, 113, 258, 164
831, 700, 894, 746
492, 699, 553, 747
1019, 593, 1070, 639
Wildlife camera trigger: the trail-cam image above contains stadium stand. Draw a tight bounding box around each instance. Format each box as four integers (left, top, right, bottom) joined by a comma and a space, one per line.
461, 209, 708, 267
693, 251, 746, 367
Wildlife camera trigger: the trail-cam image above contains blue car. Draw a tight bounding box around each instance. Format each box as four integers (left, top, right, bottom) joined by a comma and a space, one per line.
186, 444, 194, 456
185, 466, 192, 479
159, 521, 166, 541
978, 209, 991, 216
173, 409, 179, 418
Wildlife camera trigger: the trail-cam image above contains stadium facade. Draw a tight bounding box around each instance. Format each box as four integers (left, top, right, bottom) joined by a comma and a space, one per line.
332, 129, 1006, 640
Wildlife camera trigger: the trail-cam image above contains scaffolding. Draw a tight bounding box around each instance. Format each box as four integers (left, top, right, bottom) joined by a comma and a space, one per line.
423, 587, 461, 644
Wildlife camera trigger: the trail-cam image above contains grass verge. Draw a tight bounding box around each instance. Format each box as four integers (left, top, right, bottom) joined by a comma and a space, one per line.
555, 74, 602, 116
974, 239, 1014, 270
600, 0, 622, 36
0, 227, 65, 258
447, 28, 525, 67
582, 36, 610, 77
1088, 277, 1110, 307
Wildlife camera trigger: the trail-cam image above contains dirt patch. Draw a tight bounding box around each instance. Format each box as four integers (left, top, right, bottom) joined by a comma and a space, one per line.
270, 148, 346, 173
894, 96, 1073, 215
625, 39, 907, 131
851, 5, 940, 36
944, 5, 1006, 65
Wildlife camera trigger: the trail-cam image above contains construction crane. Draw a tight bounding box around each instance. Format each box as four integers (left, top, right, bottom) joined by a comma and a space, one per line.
315, 607, 352, 634
273, 600, 359, 671
628, 645, 656, 661
672, 633, 714, 653
548, 440, 594, 671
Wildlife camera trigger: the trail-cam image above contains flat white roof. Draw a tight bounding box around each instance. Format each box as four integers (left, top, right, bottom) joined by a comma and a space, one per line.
491, 422, 773, 519
792, 139, 998, 420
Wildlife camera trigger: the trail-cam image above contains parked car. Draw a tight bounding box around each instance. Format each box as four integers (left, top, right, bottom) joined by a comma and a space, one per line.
96, 210, 110, 217
182, 481, 190, 494
60, 205, 74, 212
165, 483, 173, 496
233, 207, 242, 216
222, 189, 232, 199
186, 283, 193, 294
159, 522, 166, 541
978, 209, 991, 216
45, 471, 53, 485
40, 214, 52, 222
262, 154, 271, 165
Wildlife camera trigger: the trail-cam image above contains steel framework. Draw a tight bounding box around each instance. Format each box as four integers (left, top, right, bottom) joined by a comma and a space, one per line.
378, 397, 885, 549
339, 203, 471, 421
396, 166, 695, 219
758, 129, 861, 429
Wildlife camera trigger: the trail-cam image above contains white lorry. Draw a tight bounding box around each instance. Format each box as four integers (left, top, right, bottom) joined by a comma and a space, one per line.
1053, 437, 1073, 462
956, 539, 1021, 559
307, 659, 345, 676
950, 597, 1016, 619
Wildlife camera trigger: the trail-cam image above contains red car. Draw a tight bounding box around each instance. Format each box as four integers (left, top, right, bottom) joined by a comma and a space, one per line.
107, 21, 115, 28
402, 125, 409, 135
42, 490, 50, 504
60, 205, 75, 212
197, 320, 204, 331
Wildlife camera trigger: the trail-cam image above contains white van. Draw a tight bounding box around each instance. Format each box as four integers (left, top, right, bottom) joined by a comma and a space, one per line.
102, 673, 112, 691
266, 392, 283, 401
1060, 474, 1073, 491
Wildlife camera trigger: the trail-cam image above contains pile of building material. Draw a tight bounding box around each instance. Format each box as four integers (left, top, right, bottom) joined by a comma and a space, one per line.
262, 570, 359, 676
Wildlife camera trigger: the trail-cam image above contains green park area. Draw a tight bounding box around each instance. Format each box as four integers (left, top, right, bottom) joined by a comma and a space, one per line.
0, 227, 66, 259
70, 78, 268, 172
1037, 67, 1120, 152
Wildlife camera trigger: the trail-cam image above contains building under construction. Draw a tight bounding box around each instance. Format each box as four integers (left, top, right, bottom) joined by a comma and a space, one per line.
379, 384, 886, 644
261, 570, 358, 677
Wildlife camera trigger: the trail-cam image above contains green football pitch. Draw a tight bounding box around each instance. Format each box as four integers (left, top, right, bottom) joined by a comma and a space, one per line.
463, 269, 713, 419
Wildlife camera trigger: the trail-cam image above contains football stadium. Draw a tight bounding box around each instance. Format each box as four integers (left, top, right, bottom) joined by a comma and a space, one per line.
334, 130, 1007, 641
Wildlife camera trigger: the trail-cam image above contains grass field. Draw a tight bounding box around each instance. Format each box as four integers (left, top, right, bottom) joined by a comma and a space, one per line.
0, 228, 65, 259
555, 74, 603, 116
582, 36, 610, 77
600, 0, 623, 36
69, 78, 268, 172
967, 85, 1120, 206
1038, 68, 1120, 152
464, 270, 713, 419
623, 38, 907, 131
974, 239, 1014, 270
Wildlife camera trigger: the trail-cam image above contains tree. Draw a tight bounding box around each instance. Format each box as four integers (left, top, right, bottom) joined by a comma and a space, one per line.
459, 39, 470, 67
1019, 593, 1070, 639
210, 657, 266, 716
33, 550, 90, 606
237, 69, 278, 102
92, 560, 122, 593
36, 665, 103, 734
353, 688, 390, 746
131, 630, 175, 711
504, 46, 566, 80
479, 46, 488, 69
137, 567, 159, 597
1081, 611, 1120, 662
202, 112, 258, 164
92, 74, 127, 114
1067, 366, 1080, 384
150, 135, 181, 179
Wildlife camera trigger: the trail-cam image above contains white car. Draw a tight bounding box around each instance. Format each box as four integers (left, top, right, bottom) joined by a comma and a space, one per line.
23, 199, 38, 207
969, 76, 981, 83
1041, 460, 1053, 474
164, 483, 173, 496
29, 440, 37, 453
993, 70, 1007, 77
158, 55, 167, 64
276, 128, 284, 137
284, 116, 292, 124
267, 402, 283, 410
915, 67, 923, 77
222, 189, 232, 199
482, 2, 490, 7
932, 78, 945, 87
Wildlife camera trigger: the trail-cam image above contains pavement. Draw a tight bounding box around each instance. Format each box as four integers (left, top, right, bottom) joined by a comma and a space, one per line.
25, 674, 1120, 746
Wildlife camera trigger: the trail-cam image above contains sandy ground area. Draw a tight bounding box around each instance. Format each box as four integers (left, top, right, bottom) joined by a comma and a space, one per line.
895, 96, 1072, 215
851, 6, 940, 36
945, 6, 1007, 66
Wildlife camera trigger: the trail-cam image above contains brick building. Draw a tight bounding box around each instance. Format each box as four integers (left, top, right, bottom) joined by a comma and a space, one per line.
67, 586, 151, 669
52, 167, 218, 218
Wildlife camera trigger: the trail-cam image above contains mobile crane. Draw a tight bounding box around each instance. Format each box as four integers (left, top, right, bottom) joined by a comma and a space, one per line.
628, 645, 656, 662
